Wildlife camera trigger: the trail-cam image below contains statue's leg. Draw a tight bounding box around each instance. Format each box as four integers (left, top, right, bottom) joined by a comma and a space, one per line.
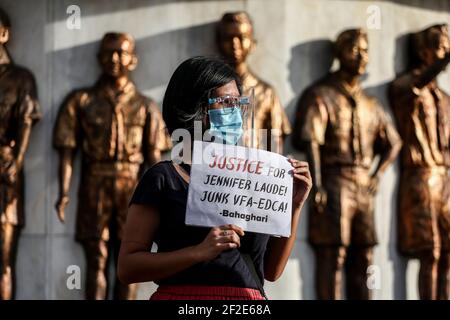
0, 222, 20, 300
314, 246, 347, 300
346, 181, 377, 300
309, 172, 353, 300
112, 175, 137, 300
437, 177, 450, 300
417, 247, 440, 300
81, 239, 109, 300
345, 246, 373, 300
398, 171, 440, 299
437, 250, 450, 300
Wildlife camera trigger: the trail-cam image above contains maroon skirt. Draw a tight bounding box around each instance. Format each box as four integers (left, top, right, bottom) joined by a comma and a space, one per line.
150, 285, 265, 300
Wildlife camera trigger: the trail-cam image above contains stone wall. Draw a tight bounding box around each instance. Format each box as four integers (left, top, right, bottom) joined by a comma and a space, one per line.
1, 0, 449, 299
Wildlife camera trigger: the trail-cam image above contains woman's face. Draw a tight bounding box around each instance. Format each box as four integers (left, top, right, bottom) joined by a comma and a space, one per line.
210, 80, 240, 109
203, 80, 240, 128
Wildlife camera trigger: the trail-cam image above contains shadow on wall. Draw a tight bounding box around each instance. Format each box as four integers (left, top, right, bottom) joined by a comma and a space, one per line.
366, 80, 407, 300
329, 0, 450, 12
49, 0, 232, 21
375, 30, 415, 300
393, 32, 411, 76
283, 39, 334, 298
50, 0, 450, 22
389, 0, 450, 11
49, 21, 220, 110
283, 39, 333, 157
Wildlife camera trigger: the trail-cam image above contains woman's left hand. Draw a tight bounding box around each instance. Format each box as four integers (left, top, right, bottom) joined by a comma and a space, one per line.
288, 158, 313, 209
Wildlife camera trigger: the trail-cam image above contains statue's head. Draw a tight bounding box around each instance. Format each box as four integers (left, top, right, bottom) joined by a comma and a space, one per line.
97, 32, 137, 78
217, 11, 255, 65
335, 28, 368, 76
0, 8, 11, 45
412, 24, 449, 68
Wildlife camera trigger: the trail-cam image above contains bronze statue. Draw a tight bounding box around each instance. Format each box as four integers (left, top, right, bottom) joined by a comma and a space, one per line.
389, 24, 450, 300
217, 11, 291, 153
0, 8, 41, 300
53, 32, 171, 300
293, 28, 402, 299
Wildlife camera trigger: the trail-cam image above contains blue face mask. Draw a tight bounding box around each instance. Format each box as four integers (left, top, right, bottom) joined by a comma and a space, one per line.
208, 106, 244, 145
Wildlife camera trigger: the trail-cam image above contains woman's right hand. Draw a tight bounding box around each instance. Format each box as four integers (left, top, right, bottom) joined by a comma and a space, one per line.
193, 224, 244, 262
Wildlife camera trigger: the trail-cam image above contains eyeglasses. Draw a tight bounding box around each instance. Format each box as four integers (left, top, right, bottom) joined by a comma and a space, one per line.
208, 95, 250, 107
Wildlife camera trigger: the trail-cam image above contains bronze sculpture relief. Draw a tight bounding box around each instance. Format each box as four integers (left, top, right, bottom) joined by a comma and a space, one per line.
53, 32, 171, 300
389, 24, 450, 300
217, 12, 291, 153
0, 8, 41, 300
293, 28, 402, 299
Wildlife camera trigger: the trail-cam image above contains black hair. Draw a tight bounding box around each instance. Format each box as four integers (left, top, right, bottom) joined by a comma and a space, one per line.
0, 7, 11, 28
162, 56, 242, 135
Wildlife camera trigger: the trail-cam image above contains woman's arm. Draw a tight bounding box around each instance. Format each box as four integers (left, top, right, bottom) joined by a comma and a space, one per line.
118, 204, 244, 284
264, 159, 312, 282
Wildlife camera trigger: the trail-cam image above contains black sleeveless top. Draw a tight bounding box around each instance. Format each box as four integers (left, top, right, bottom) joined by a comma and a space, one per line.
129, 160, 270, 288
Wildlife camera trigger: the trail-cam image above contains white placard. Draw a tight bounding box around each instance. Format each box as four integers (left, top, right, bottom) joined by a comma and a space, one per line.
185, 141, 293, 237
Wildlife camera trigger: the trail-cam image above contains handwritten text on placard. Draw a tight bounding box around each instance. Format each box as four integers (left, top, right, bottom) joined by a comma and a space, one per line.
185, 141, 293, 237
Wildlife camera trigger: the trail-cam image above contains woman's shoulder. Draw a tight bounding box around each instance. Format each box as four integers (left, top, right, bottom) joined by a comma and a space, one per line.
139, 160, 188, 192
141, 160, 174, 180
130, 161, 176, 207
149, 160, 173, 171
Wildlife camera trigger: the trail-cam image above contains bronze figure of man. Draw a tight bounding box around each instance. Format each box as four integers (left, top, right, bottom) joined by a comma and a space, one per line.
293, 29, 402, 299
217, 11, 291, 153
53, 32, 171, 300
0, 8, 41, 300
389, 24, 450, 300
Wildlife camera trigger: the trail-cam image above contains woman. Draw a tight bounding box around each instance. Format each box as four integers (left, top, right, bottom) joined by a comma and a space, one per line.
117, 56, 312, 300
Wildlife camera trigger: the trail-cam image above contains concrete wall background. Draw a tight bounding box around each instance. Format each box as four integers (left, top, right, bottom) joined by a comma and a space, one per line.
1, 0, 449, 299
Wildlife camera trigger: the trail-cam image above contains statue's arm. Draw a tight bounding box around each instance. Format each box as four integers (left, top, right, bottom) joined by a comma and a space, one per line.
7, 74, 41, 184
13, 110, 33, 173
307, 140, 327, 211
368, 109, 403, 193
55, 148, 75, 223
53, 92, 80, 223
